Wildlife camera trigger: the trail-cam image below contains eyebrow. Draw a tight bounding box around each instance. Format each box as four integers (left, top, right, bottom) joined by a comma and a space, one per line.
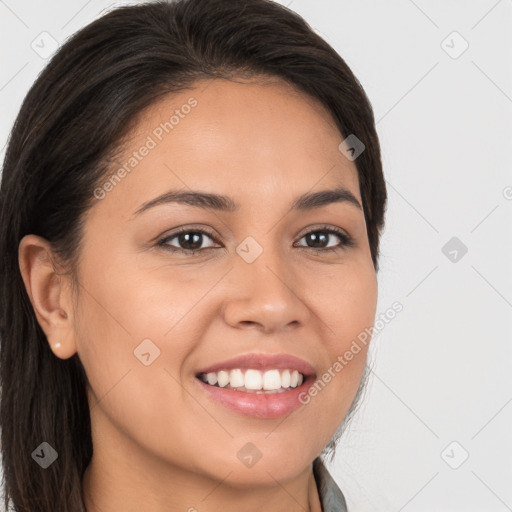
131, 186, 362, 218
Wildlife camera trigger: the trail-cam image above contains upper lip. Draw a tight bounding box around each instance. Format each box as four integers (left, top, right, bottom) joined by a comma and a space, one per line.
196, 353, 316, 378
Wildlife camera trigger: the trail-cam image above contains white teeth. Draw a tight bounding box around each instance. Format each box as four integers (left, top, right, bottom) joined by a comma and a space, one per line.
229, 369, 244, 388
263, 369, 281, 390
244, 369, 263, 390
281, 369, 291, 388
206, 372, 217, 386
199, 368, 306, 392
217, 370, 229, 388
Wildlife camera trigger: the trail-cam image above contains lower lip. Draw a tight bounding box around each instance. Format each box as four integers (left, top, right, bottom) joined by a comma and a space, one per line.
195, 376, 314, 419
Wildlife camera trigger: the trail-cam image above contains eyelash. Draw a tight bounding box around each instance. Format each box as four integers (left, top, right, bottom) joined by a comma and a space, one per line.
156, 225, 355, 255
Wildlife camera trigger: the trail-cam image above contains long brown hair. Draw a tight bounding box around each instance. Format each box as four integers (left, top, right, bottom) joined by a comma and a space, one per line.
0, 0, 387, 509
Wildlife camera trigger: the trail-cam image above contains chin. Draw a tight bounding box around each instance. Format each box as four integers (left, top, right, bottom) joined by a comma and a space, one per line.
194, 440, 320, 487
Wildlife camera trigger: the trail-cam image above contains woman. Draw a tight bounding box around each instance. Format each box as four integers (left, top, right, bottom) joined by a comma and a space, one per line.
0, 0, 387, 510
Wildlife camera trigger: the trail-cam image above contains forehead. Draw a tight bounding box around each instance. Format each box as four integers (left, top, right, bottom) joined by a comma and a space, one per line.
96, 77, 361, 218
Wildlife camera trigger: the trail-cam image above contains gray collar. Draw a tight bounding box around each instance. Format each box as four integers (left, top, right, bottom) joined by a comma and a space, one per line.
313, 457, 348, 512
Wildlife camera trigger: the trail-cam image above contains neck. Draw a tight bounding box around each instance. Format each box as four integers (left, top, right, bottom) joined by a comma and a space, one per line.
82, 458, 323, 512
81, 418, 323, 512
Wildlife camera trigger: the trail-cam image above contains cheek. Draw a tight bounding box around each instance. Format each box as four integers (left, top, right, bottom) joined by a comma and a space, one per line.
76, 247, 205, 343
72, 263, 195, 455
73, 252, 215, 401
309, 259, 378, 350
301, 261, 377, 415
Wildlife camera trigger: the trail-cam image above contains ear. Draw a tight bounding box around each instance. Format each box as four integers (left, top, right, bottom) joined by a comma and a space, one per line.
18, 234, 78, 360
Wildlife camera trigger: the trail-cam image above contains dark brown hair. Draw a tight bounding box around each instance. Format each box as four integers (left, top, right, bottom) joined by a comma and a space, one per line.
0, 0, 387, 509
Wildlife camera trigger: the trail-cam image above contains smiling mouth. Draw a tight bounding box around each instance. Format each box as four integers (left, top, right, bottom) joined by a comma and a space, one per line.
196, 368, 305, 394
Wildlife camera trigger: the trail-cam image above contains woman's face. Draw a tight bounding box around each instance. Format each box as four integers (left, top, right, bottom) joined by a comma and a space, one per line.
70, 77, 377, 485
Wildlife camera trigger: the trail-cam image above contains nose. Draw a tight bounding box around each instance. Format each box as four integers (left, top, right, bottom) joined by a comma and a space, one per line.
222, 245, 312, 334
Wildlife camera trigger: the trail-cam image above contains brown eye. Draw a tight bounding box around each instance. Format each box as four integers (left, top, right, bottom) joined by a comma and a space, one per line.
157, 225, 354, 255
158, 228, 220, 254
295, 227, 355, 253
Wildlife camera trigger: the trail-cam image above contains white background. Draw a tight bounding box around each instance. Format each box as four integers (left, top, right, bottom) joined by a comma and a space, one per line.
1, 1, 512, 510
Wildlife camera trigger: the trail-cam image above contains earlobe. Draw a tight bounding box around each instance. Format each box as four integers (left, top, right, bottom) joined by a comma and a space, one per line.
18, 234, 78, 360
49, 340, 76, 359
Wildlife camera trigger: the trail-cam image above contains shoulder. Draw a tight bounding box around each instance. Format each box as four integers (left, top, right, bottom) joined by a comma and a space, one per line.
313, 456, 349, 512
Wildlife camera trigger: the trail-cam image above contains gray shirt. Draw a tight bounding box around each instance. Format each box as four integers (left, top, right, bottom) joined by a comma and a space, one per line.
313, 457, 348, 512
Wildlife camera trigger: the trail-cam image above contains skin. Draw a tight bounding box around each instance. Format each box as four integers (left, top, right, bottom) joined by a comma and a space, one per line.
18, 76, 378, 511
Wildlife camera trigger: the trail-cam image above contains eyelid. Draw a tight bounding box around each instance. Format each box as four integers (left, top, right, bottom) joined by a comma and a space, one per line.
296, 223, 350, 239
157, 226, 220, 246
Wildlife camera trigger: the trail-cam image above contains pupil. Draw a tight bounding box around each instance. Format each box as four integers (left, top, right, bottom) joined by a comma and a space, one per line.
308, 232, 327, 248
179, 232, 202, 250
